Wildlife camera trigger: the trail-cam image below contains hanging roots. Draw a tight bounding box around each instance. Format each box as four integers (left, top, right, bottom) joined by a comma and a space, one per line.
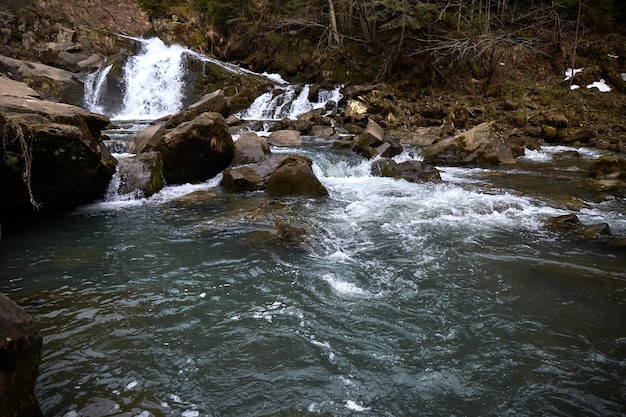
2, 117, 42, 211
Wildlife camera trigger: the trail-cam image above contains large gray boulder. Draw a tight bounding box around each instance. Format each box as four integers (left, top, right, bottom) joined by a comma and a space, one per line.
0, 78, 117, 216
155, 112, 234, 184
232, 131, 270, 165
421, 121, 515, 166
268, 129, 302, 147
222, 156, 285, 192
0, 293, 43, 417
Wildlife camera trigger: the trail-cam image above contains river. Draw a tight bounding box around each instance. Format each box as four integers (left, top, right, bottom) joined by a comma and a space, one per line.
1, 38, 625, 417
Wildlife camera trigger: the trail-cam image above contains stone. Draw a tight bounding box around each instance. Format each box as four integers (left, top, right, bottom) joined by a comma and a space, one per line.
352, 118, 403, 159
129, 124, 166, 154
0, 86, 117, 215
310, 125, 334, 138
268, 129, 302, 147
232, 131, 270, 166
0, 293, 43, 417
164, 90, 230, 128
421, 121, 515, 166
222, 156, 287, 192
345, 98, 368, 118
115, 152, 164, 198
156, 112, 234, 184
371, 158, 441, 183
265, 155, 328, 197
0, 55, 84, 105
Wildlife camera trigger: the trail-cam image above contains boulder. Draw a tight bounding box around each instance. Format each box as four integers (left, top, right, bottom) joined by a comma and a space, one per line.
222, 154, 328, 197
222, 156, 285, 192
265, 155, 328, 197
0, 293, 43, 417
164, 90, 230, 128
156, 112, 234, 184
129, 124, 166, 154
586, 155, 626, 196
232, 131, 270, 166
421, 121, 515, 166
114, 152, 164, 198
371, 158, 441, 183
268, 129, 302, 147
0, 55, 84, 105
310, 125, 335, 138
352, 118, 403, 159
0, 84, 117, 216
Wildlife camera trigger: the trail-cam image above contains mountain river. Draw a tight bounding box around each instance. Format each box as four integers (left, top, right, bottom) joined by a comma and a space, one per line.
1, 38, 625, 417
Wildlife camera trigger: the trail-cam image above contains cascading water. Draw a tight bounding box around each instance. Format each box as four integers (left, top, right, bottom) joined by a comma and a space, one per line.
240, 84, 343, 120
116, 38, 188, 120
16, 36, 620, 417
83, 64, 113, 115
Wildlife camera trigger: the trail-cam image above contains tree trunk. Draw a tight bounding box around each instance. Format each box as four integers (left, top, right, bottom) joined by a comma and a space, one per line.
328, 0, 341, 44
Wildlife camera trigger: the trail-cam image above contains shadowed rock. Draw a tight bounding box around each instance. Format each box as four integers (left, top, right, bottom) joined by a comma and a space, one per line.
0, 293, 43, 417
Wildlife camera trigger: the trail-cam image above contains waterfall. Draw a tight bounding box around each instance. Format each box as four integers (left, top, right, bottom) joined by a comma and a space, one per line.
83, 64, 113, 114
240, 84, 343, 120
116, 38, 188, 120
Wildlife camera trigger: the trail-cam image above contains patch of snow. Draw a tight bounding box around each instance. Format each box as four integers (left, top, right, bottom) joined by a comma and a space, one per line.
570, 84, 580, 90
586, 79, 611, 92
564, 68, 583, 81
607, 54, 619, 59
622, 73, 626, 82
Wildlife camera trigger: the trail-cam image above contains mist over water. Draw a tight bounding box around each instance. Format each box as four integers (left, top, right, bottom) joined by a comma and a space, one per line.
2, 39, 626, 417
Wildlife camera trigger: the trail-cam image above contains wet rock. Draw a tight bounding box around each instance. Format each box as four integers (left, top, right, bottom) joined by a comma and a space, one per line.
156, 112, 234, 184
129, 124, 166, 154
268, 129, 302, 147
352, 118, 403, 159
371, 158, 441, 183
581, 223, 612, 239
222, 154, 327, 197
547, 213, 581, 230
271, 220, 310, 246
165, 90, 230, 128
115, 152, 164, 197
265, 155, 328, 197
421, 121, 515, 166
232, 131, 270, 165
0, 293, 43, 417
222, 156, 285, 192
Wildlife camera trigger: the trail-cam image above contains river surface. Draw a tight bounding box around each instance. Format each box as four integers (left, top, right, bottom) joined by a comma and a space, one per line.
1, 129, 625, 416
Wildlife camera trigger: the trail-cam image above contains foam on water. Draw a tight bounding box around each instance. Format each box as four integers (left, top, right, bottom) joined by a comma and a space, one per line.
522, 145, 605, 162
